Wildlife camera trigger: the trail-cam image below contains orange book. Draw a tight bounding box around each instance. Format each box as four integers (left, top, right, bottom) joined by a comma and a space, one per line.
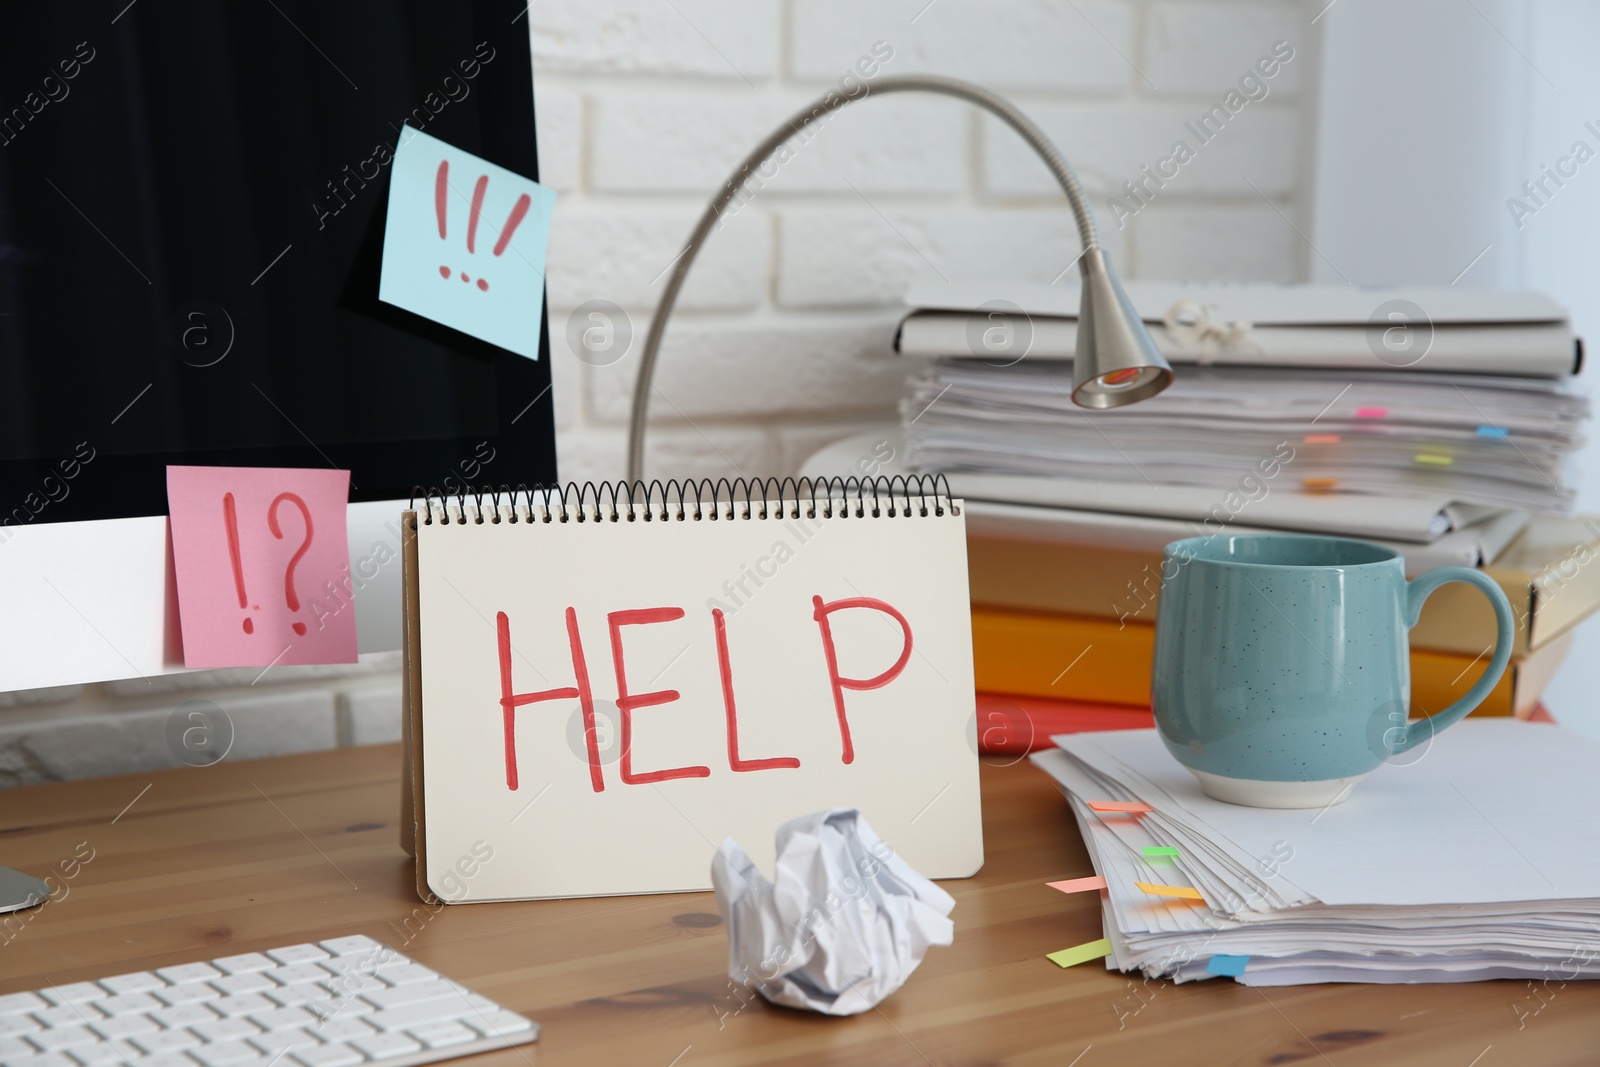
972, 607, 1571, 719
976, 692, 1152, 755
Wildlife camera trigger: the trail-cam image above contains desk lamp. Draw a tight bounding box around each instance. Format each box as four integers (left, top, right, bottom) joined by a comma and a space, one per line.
626, 73, 1173, 480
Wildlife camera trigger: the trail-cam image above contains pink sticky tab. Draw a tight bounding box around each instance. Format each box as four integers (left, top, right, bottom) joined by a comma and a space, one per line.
1355, 406, 1387, 418
1087, 800, 1154, 813
1047, 876, 1107, 894
167, 466, 357, 669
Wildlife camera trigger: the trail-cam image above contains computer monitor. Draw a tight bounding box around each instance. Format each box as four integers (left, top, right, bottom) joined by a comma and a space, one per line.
0, 0, 556, 691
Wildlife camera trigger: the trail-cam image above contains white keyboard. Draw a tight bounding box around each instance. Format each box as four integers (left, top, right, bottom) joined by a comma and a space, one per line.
0, 936, 537, 1067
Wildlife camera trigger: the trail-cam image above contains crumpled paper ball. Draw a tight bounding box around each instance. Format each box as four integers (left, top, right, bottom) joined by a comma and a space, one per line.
710, 807, 955, 1016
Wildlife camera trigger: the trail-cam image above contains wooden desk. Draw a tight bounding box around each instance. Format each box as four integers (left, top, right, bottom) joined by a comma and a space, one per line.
3, 746, 1595, 1065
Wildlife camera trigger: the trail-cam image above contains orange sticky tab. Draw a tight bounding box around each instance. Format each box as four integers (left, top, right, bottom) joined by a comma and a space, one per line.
1135, 881, 1205, 901
1302, 477, 1338, 491
1047, 875, 1107, 894
1303, 433, 1340, 444
1087, 800, 1153, 813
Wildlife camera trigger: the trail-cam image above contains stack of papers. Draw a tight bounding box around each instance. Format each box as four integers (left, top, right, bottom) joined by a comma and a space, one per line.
902, 361, 1587, 513
1030, 720, 1600, 986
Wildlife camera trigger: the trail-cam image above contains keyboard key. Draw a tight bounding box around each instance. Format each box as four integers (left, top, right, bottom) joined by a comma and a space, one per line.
210, 997, 274, 1019
264, 947, 328, 967
139, 1055, 202, 1067
97, 975, 164, 997
150, 1005, 216, 1029
152, 986, 217, 1008
373, 965, 435, 988
212, 956, 274, 977
307, 1019, 373, 1043
88, 1017, 158, 1040
0, 1017, 42, 1038
0, 1038, 32, 1059
315, 938, 381, 958
189, 1019, 260, 1044
368, 997, 477, 1033
0, 996, 47, 1017
94, 996, 160, 1018
465, 1013, 534, 1039
65, 1042, 134, 1067
359, 982, 462, 1013
288, 1046, 362, 1067
36, 988, 99, 1009
247, 1029, 319, 1056
403, 1023, 474, 1051
27, 1026, 98, 1051
3, 1052, 76, 1067
260, 985, 326, 1010
129, 1031, 200, 1056
261, 967, 325, 988
155, 965, 220, 986
31, 1008, 102, 1029
248, 1008, 316, 1033
188, 1041, 263, 1067
210, 976, 273, 998
350, 1033, 421, 1061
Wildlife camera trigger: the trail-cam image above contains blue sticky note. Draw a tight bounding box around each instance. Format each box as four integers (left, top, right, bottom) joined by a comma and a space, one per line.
1206, 954, 1249, 977
1476, 425, 1509, 439
379, 127, 556, 361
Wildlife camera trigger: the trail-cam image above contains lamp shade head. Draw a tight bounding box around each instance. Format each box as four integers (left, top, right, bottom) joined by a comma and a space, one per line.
1071, 248, 1174, 409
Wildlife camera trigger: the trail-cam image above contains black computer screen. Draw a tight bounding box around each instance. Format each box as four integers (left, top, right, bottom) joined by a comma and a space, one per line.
0, 0, 556, 523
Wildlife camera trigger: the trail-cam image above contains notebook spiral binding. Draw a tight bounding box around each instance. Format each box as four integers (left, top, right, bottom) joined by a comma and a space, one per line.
409, 475, 959, 525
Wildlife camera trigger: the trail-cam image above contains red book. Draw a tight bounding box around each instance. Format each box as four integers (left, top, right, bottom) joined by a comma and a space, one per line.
976, 692, 1154, 755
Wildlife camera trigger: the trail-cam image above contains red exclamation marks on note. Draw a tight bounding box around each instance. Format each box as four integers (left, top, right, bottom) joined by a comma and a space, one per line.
434, 159, 534, 293
223, 492, 257, 634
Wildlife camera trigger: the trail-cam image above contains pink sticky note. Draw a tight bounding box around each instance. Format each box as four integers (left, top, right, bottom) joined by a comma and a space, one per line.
167, 466, 357, 669
1047, 875, 1107, 894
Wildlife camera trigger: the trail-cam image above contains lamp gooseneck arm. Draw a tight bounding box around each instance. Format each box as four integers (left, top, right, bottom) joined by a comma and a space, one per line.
625, 73, 1101, 482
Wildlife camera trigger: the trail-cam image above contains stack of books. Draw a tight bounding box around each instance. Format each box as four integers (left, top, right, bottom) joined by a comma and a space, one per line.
801, 280, 1596, 745
1031, 719, 1600, 985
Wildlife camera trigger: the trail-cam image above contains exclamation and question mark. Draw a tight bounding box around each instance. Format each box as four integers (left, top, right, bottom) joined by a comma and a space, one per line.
222, 491, 314, 637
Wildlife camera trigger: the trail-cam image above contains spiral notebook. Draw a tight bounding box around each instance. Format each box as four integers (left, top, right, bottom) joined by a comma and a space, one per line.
399, 478, 983, 902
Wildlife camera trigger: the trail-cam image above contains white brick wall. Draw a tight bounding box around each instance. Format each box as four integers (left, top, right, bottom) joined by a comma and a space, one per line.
543, 0, 1320, 486
0, 0, 1321, 785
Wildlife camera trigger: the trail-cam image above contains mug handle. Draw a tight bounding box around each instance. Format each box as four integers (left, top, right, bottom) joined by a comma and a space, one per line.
1392, 566, 1516, 754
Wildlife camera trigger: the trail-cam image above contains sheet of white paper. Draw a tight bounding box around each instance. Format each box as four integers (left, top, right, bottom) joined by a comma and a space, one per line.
711, 808, 955, 1015
1059, 722, 1600, 906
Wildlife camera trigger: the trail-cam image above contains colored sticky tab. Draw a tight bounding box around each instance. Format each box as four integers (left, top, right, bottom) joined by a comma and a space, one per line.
1355, 406, 1387, 418
379, 127, 557, 361
1303, 433, 1340, 444
1476, 425, 1509, 438
1302, 477, 1338, 491
1046, 938, 1113, 968
167, 466, 357, 669
1415, 453, 1453, 466
1087, 800, 1153, 814
1047, 876, 1107, 894
1135, 882, 1205, 901
1141, 846, 1180, 858
1206, 955, 1249, 977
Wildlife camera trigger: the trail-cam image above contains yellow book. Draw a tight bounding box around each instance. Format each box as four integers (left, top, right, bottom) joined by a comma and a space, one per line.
971, 607, 1572, 717
969, 515, 1600, 659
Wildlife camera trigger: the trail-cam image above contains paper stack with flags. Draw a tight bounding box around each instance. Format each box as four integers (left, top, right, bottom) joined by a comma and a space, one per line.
1029, 719, 1600, 986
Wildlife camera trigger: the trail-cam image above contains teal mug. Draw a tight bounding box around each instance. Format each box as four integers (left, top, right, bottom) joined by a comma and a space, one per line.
1151, 534, 1515, 808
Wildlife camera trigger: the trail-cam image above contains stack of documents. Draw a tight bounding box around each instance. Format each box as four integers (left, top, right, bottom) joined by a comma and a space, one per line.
1030, 720, 1600, 986
895, 280, 1589, 516
901, 361, 1586, 514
